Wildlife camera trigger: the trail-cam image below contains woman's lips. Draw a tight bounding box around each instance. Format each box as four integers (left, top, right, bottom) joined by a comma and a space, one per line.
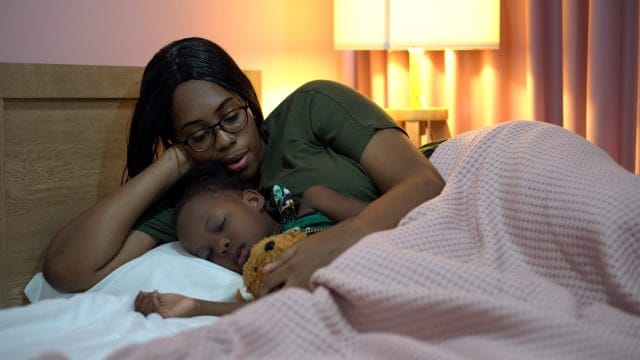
226, 152, 248, 172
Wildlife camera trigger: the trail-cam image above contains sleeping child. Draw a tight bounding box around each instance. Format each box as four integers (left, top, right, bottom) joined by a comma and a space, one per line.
135, 161, 365, 318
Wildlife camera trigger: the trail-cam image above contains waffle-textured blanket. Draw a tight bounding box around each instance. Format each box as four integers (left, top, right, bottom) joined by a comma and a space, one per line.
111, 120, 640, 359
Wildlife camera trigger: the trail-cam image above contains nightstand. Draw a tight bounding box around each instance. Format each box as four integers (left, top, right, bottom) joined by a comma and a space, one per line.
385, 107, 450, 147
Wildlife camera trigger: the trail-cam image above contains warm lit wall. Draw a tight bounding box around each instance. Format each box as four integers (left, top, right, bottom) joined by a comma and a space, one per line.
0, 0, 350, 115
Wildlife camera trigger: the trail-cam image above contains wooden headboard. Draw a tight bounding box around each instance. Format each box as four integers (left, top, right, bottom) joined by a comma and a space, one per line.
0, 63, 261, 308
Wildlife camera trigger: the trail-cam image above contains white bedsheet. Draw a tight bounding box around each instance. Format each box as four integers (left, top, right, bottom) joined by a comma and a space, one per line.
24, 242, 245, 303
0, 242, 245, 359
0, 293, 216, 360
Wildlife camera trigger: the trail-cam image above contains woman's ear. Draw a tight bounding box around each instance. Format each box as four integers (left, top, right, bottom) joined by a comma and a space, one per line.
243, 189, 265, 209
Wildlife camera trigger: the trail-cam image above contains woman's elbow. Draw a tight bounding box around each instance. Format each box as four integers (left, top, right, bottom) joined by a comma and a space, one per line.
42, 263, 72, 293
418, 166, 445, 199
42, 247, 94, 293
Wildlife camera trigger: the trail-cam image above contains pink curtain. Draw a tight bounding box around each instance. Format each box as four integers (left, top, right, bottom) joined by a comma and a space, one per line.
350, 0, 639, 173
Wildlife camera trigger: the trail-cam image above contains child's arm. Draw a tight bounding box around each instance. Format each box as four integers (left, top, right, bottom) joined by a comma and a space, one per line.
135, 291, 244, 318
299, 185, 366, 222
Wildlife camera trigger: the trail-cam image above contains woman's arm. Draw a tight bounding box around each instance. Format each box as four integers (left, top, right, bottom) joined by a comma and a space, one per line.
261, 129, 444, 293
43, 146, 194, 292
299, 185, 367, 222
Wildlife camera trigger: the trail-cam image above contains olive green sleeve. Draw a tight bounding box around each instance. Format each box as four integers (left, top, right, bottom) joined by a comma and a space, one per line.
133, 197, 178, 244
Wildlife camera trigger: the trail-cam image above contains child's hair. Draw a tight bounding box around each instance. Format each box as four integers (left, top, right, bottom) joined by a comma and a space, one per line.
174, 160, 256, 223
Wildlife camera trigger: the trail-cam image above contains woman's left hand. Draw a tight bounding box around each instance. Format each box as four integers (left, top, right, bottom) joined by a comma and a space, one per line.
261, 129, 444, 294
260, 220, 363, 294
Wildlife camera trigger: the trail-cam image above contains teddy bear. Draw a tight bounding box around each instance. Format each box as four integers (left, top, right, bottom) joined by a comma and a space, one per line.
236, 230, 306, 301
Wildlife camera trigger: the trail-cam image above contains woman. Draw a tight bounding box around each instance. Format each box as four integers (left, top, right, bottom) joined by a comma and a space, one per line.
43, 37, 445, 295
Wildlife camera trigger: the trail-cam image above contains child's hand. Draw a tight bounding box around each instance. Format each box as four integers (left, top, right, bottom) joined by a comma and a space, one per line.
135, 291, 199, 318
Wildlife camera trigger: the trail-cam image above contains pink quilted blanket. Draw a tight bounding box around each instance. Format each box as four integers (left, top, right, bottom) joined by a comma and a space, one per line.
111, 120, 640, 359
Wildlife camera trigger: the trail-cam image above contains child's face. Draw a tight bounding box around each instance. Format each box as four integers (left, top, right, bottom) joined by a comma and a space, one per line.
176, 190, 274, 273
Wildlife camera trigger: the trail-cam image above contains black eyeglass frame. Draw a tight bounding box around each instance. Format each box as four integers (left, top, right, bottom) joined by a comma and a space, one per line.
175, 104, 250, 152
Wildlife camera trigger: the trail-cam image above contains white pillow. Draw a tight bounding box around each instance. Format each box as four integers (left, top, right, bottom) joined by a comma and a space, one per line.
25, 242, 246, 303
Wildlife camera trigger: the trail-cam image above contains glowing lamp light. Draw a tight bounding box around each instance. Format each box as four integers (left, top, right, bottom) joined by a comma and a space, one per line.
334, 0, 500, 108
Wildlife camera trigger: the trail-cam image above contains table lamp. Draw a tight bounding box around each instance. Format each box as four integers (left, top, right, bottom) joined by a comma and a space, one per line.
334, 0, 500, 145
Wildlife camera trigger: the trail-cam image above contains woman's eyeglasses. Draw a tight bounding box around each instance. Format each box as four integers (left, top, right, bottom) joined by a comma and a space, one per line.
177, 105, 250, 152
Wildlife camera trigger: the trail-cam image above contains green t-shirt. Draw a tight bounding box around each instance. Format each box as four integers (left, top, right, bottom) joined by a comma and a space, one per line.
134, 197, 177, 243
258, 80, 402, 214
134, 80, 402, 243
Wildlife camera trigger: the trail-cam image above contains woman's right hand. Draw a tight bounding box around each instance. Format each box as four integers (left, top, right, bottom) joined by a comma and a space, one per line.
159, 144, 196, 179
43, 145, 195, 293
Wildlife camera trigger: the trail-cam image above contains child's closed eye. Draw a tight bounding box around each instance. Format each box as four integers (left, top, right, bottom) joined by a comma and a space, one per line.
208, 216, 225, 235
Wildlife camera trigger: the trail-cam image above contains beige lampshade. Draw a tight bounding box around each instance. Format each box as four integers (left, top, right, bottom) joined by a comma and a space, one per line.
334, 0, 500, 50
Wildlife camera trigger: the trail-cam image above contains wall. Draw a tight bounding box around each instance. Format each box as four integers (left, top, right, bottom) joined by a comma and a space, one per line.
0, 0, 351, 115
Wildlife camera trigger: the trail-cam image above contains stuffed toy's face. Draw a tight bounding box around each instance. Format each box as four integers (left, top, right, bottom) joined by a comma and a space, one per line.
241, 230, 306, 298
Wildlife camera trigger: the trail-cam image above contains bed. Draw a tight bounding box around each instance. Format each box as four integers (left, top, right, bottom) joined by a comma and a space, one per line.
0, 63, 260, 358
1, 63, 639, 360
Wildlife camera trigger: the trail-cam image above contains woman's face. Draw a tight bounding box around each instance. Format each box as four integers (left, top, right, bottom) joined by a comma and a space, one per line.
176, 190, 275, 273
172, 80, 263, 181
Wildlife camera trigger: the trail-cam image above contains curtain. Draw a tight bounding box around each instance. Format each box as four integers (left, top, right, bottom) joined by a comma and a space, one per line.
349, 0, 639, 174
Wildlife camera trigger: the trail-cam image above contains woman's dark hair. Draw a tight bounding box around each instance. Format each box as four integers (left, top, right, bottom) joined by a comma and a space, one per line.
174, 160, 256, 222
124, 37, 263, 182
